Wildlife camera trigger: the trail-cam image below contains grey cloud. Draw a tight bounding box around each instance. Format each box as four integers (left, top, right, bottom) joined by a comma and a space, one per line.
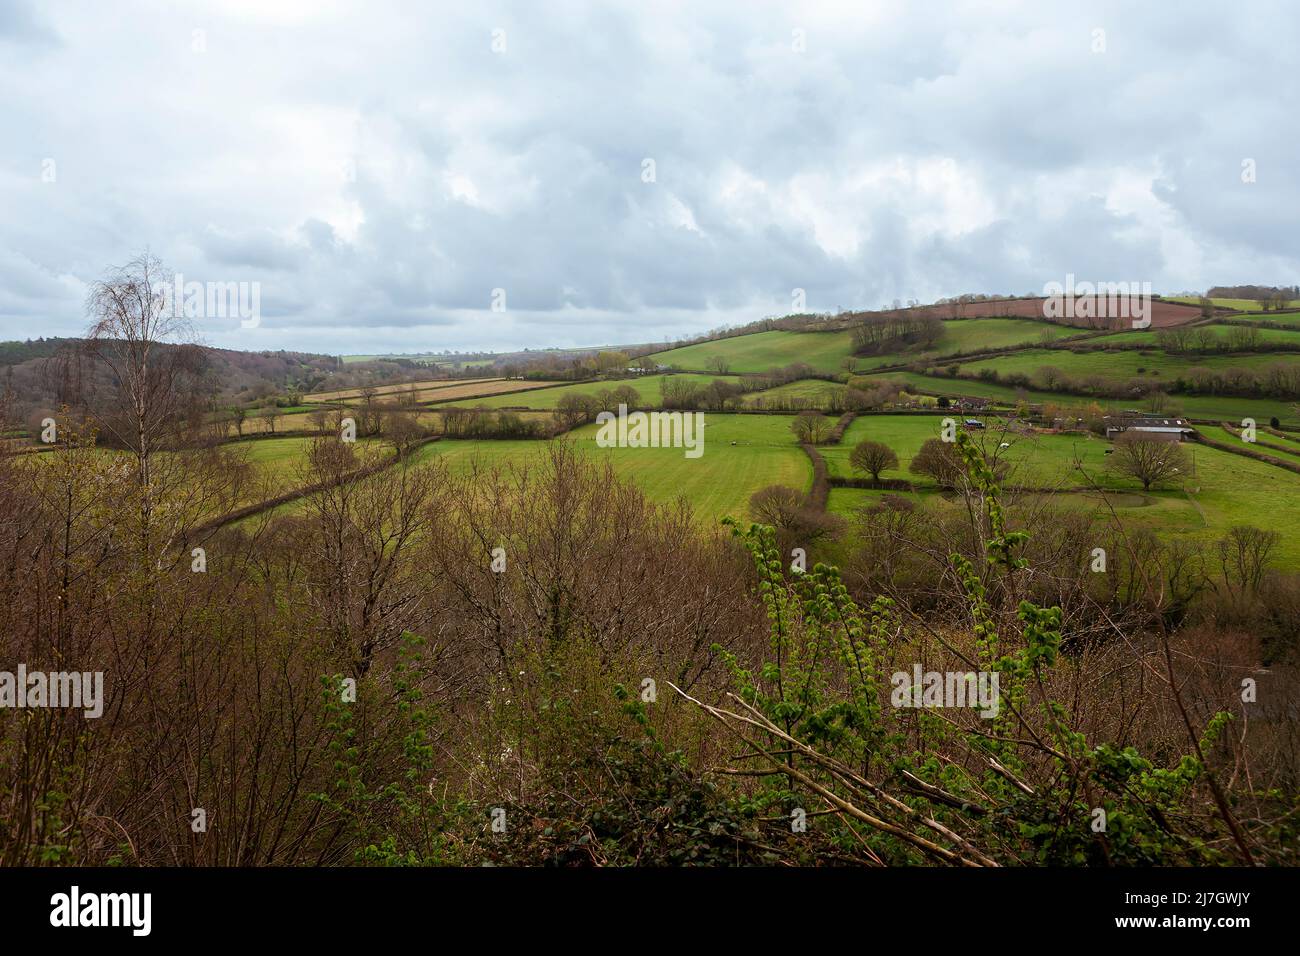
0, 0, 1296, 353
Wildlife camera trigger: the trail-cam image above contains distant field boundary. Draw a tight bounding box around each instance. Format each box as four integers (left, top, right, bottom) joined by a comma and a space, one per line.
828, 476, 915, 492
1059, 340, 1300, 356
911, 369, 1299, 406
1216, 314, 1300, 330
186, 435, 442, 541
824, 412, 856, 444
861, 329, 1107, 374
1191, 431, 1300, 476
827, 477, 1130, 495
219, 428, 319, 443
1216, 423, 1300, 461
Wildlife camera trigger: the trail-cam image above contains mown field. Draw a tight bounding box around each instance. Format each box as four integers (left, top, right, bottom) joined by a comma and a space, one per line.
650, 330, 856, 374
820, 415, 1114, 488
743, 378, 844, 405
1084, 325, 1300, 347
408, 414, 811, 524
853, 317, 1081, 369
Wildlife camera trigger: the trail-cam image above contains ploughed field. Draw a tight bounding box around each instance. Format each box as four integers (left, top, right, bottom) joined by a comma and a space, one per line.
461, 373, 737, 410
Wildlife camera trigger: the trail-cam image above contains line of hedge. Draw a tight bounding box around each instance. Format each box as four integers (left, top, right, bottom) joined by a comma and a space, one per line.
801, 442, 831, 512
1191, 432, 1300, 476
1218, 423, 1300, 461
185, 435, 442, 542
824, 412, 857, 444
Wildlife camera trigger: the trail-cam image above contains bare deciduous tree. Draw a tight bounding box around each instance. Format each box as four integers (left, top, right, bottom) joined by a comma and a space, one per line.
84, 251, 206, 554
849, 439, 899, 481
791, 410, 832, 444
909, 438, 965, 488
749, 484, 805, 528
1217, 524, 1280, 594
1108, 433, 1189, 491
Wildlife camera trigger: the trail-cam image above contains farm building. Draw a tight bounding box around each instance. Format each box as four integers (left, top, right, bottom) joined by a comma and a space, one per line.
1104, 415, 1195, 441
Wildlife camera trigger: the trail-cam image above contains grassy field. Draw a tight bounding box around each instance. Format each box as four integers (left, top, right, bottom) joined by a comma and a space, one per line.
651, 330, 856, 374
1229, 312, 1300, 328
649, 320, 1075, 376
742, 378, 844, 406
306, 377, 501, 402
230, 315, 1300, 564
822, 415, 1300, 562
852, 318, 1080, 370
1261, 428, 1300, 454
410, 413, 811, 524
220, 407, 1300, 564
952, 348, 1298, 383
1167, 296, 1300, 312
1198, 424, 1300, 463
1084, 325, 1300, 347
234, 436, 320, 477
862, 370, 1300, 426
461, 373, 737, 410
821, 415, 1116, 489
236, 412, 319, 435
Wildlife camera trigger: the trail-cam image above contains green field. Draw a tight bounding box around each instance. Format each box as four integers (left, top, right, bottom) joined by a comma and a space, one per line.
1199, 424, 1300, 463
863, 370, 1300, 426
410, 414, 810, 524
853, 317, 1080, 370
235, 436, 320, 476
1229, 312, 1300, 327
218, 405, 1300, 563
1167, 296, 1300, 312
822, 415, 1300, 562
821, 415, 1116, 489
953, 347, 1298, 384
1261, 428, 1300, 454
649, 319, 1077, 376
1085, 325, 1300, 347
743, 378, 844, 406
651, 330, 856, 374
228, 316, 1300, 565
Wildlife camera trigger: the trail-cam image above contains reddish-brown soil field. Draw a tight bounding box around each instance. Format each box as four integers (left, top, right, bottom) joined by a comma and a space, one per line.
873, 296, 1203, 329
306, 377, 499, 403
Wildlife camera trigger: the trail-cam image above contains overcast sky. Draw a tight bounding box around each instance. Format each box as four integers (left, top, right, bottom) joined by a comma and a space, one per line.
2, 1, 1298, 355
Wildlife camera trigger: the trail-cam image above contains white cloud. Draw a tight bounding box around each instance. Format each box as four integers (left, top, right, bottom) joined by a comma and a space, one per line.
0, 0, 1297, 352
